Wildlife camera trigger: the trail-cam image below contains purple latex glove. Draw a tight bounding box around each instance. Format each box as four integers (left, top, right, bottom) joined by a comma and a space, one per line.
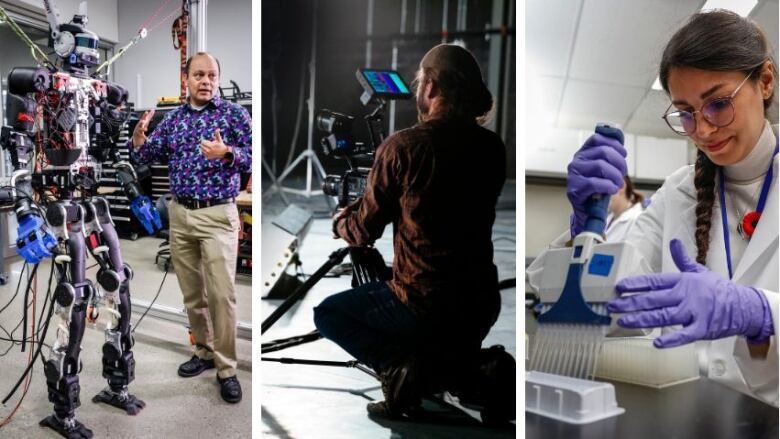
607, 239, 774, 348
566, 133, 627, 236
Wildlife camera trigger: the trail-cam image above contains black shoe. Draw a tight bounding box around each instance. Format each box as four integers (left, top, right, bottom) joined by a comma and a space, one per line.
366, 401, 398, 419
178, 355, 215, 377
217, 375, 242, 403
368, 356, 422, 419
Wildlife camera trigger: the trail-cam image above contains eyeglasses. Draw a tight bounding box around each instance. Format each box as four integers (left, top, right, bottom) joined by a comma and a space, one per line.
661, 70, 755, 136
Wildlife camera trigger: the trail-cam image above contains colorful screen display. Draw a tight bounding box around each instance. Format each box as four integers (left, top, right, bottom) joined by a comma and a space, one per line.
361, 70, 411, 96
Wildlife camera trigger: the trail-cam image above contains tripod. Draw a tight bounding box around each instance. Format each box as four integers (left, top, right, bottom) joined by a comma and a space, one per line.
261, 246, 391, 377
261, 245, 516, 425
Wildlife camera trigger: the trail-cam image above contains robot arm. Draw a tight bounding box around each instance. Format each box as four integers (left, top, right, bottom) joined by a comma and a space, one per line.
12, 171, 57, 263
1, 75, 58, 263
113, 162, 161, 235
90, 80, 160, 235
42, 0, 64, 38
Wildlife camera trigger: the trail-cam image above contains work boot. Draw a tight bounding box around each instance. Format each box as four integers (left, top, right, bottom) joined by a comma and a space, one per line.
177, 355, 215, 377
367, 356, 421, 419
217, 375, 242, 403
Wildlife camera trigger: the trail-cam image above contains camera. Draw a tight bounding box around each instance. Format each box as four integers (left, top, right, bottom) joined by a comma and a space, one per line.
316, 109, 357, 156
322, 169, 370, 208
319, 69, 412, 207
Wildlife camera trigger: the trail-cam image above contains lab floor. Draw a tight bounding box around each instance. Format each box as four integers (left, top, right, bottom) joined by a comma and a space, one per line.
261, 182, 517, 438
0, 236, 252, 438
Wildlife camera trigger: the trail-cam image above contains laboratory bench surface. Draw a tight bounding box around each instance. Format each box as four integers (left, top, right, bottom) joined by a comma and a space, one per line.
526, 377, 778, 439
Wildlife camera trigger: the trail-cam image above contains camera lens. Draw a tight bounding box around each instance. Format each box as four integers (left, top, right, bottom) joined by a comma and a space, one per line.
322, 175, 342, 197
316, 110, 353, 135
316, 110, 335, 133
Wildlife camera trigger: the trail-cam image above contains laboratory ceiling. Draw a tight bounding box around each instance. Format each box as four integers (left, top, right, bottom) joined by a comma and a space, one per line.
527, 0, 779, 138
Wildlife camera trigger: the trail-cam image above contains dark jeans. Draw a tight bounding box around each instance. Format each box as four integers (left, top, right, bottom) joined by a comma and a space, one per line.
313, 281, 420, 372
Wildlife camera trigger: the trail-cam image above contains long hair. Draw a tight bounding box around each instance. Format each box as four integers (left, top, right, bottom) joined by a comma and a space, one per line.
623, 176, 644, 206
415, 44, 494, 125
658, 10, 776, 264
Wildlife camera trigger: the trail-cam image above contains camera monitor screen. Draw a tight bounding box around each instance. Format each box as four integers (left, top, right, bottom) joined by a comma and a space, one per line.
357, 69, 413, 101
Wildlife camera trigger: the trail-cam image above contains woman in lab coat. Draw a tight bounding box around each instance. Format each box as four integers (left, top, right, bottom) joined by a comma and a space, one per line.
533, 10, 779, 406
605, 176, 645, 242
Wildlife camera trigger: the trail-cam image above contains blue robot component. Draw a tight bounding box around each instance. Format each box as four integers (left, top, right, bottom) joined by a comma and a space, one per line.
16, 215, 57, 264
0, 1, 158, 437
130, 196, 163, 235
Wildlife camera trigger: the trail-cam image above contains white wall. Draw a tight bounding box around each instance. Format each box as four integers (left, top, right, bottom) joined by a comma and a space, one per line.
17, 0, 119, 42
525, 184, 570, 260
526, 126, 691, 182
113, 0, 252, 109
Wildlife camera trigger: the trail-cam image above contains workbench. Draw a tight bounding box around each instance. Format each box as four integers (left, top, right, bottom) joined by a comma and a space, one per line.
526, 377, 779, 439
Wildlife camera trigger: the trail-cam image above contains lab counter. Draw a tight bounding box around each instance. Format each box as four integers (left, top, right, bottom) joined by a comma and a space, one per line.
526, 377, 778, 439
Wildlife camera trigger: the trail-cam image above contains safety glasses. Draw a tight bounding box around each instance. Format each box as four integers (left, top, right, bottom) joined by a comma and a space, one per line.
662, 69, 755, 136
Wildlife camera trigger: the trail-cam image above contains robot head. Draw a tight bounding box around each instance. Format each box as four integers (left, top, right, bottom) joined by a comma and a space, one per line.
50, 3, 100, 69
72, 29, 100, 67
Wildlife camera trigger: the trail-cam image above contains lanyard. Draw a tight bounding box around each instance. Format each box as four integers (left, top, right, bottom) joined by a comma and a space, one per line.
718, 139, 779, 279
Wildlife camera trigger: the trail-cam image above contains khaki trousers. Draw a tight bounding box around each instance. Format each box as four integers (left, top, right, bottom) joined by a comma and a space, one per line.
169, 200, 240, 378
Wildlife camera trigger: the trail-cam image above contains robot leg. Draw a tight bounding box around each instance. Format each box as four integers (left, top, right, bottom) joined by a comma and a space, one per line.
39, 234, 94, 439
90, 201, 145, 414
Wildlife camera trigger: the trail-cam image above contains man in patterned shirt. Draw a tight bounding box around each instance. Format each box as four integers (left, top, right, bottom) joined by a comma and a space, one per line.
132, 52, 251, 403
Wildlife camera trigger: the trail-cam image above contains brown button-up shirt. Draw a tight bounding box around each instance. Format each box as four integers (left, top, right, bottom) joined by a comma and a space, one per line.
335, 118, 506, 320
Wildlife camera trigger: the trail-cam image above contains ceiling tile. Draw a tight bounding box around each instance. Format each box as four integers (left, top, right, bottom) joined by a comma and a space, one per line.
568, 0, 704, 87
527, 74, 565, 126
526, 0, 583, 77
624, 90, 681, 138
558, 80, 647, 130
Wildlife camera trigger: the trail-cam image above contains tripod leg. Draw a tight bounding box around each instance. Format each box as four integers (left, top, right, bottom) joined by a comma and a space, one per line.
261, 247, 350, 334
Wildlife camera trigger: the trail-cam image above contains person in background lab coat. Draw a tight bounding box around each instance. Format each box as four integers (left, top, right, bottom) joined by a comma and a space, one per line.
605, 176, 645, 242
529, 10, 779, 407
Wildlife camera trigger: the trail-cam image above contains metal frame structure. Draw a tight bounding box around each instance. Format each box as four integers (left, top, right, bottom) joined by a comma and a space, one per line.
267, 0, 327, 199
133, 298, 252, 340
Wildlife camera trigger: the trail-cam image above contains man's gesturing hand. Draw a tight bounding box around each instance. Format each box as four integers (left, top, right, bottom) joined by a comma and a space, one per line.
132, 110, 155, 148
200, 129, 230, 160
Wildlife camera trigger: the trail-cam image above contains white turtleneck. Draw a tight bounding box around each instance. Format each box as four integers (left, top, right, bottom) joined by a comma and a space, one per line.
719, 120, 777, 269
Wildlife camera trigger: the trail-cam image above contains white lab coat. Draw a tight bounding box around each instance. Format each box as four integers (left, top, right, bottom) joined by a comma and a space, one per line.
624, 157, 778, 407
605, 202, 644, 242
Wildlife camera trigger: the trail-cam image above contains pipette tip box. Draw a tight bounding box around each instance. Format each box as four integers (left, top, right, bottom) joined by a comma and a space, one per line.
526, 371, 625, 424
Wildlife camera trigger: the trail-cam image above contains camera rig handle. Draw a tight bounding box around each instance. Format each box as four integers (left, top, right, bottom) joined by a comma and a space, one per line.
365, 99, 386, 151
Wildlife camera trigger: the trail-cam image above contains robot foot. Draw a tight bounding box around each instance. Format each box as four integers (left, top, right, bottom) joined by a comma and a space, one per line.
92, 388, 146, 415
39, 414, 94, 439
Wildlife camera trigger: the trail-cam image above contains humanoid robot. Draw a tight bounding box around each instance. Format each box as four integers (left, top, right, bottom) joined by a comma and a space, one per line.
0, 1, 161, 437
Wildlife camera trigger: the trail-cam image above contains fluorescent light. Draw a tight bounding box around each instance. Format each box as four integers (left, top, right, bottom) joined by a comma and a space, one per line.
700, 0, 758, 17
651, 77, 662, 91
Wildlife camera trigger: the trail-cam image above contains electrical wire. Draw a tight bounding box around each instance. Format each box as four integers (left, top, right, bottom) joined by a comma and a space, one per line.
0, 263, 32, 358
131, 262, 169, 333
0, 263, 40, 426
2, 264, 56, 406
0, 6, 54, 69
0, 263, 27, 316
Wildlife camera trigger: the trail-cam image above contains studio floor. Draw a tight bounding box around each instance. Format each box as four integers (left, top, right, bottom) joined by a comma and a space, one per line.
260, 181, 517, 438
0, 235, 252, 438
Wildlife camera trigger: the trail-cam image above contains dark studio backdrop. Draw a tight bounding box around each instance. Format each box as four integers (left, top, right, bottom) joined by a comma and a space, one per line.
261, 0, 516, 188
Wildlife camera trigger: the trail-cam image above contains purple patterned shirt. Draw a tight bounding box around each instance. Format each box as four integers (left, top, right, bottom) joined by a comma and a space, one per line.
132, 96, 252, 200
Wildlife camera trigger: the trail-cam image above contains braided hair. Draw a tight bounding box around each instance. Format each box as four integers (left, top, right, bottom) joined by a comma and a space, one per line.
659, 10, 776, 264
